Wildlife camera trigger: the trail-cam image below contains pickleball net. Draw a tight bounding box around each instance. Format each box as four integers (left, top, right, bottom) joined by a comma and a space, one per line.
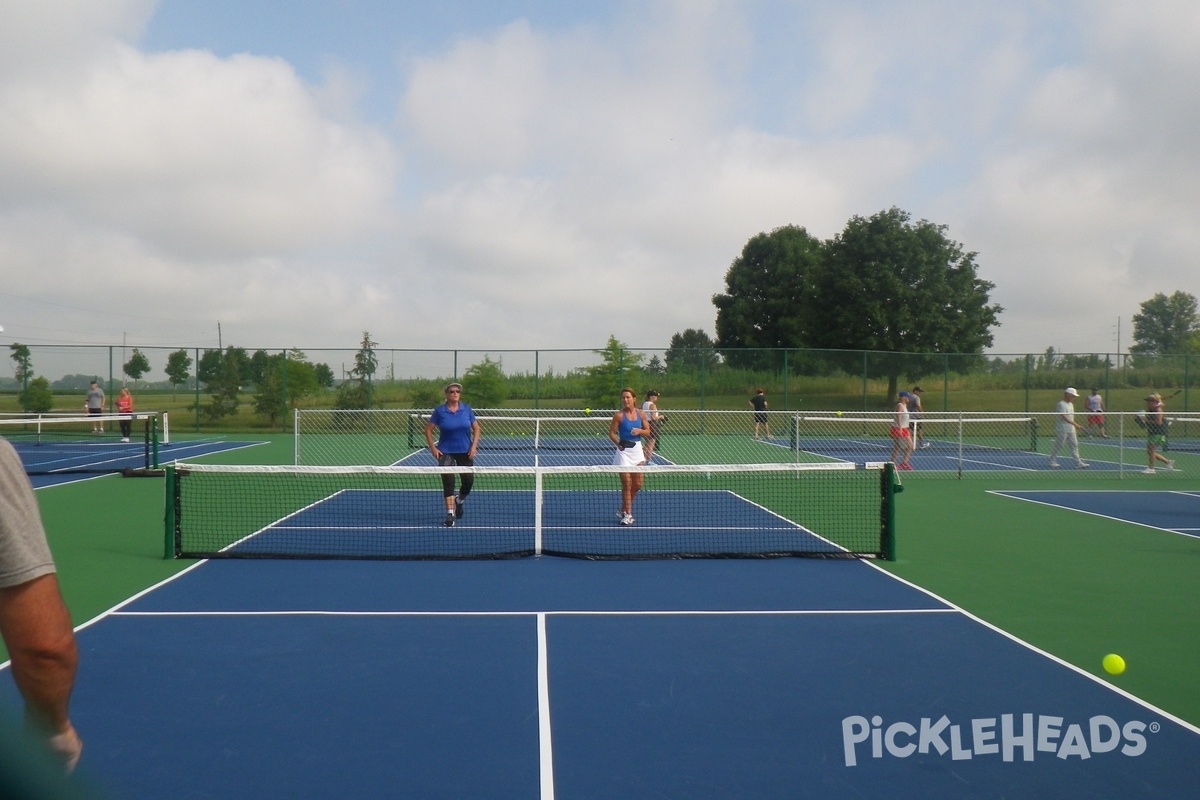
166, 461, 897, 560
789, 414, 1038, 455
293, 409, 807, 465
2, 413, 158, 474
294, 409, 1042, 468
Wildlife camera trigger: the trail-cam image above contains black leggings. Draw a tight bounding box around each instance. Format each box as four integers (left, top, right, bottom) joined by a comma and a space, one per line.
440, 453, 475, 498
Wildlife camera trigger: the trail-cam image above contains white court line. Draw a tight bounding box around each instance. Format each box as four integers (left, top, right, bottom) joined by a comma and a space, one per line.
110, 607, 958, 617
537, 613, 555, 800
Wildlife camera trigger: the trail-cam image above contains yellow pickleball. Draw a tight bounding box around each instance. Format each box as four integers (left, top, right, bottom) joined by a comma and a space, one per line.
584, 408, 591, 415
1102, 654, 1125, 675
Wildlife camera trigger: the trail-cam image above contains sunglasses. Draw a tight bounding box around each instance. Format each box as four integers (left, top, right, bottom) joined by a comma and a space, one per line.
446, 389, 461, 394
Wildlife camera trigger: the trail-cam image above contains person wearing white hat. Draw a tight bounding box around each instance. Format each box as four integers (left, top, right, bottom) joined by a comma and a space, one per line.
1048, 388, 1088, 469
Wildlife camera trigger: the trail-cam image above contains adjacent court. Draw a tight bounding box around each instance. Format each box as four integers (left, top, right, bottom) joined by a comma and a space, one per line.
991, 488, 1200, 538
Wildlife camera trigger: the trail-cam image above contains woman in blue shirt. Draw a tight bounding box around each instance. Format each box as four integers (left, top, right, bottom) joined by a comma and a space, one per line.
424, 382, 481, 527
609, 387, 651, 526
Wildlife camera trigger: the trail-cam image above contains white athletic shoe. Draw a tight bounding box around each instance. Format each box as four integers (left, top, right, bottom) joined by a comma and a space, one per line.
1077, 462, 1089, 469
1142, 468, 1156, 475
1165, 460, 1176, 471
620, 513, 634, 526
1048, 461, 1060, 468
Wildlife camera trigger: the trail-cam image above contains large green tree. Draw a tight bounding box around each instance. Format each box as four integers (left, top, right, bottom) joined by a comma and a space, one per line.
1130, 291, 1200, 356
712, 225, 824, 368
198, 346, 249, 420
462, 356, 507, 408
665, 328, 720, 373
809, 208, 1002, 398
123, 348, 151, 388
25, 376, 54, 413
165, 349, 193, 398
584, 336, 644, 407
254, 349, 323, 424
9, 344, 33, 411
336, 332, 379, 410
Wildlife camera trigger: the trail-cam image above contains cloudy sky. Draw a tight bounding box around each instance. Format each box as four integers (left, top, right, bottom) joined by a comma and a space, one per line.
2, 0, 1198, 368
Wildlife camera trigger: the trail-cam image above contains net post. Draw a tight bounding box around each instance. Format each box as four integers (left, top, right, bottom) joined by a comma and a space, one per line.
882, 462, 900, 561
534, 465, 544, 555
163, 465, 177, 558
406, 412, 416, 450
956, 413, 964, 480
149, 414, 158, 468
293, 408, 300, 465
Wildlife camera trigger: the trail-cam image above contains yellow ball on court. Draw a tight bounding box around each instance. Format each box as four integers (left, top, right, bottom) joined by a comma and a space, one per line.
1102, 654, 1125, 675
584, 407, 591, 415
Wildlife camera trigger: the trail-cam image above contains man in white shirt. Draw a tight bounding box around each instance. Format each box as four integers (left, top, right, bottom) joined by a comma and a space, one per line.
1048, 387, 1089, 469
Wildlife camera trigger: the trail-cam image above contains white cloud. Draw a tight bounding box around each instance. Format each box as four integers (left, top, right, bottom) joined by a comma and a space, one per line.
0, 0, 155, 77
3, 0, 1200, 365
0, 45, 396, 257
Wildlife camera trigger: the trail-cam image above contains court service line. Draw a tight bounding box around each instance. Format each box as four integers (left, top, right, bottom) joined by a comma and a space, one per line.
537, 613, 555, 800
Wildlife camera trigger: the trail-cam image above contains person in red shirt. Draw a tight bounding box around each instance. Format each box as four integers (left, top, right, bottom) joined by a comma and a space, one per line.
116, 387, 135, 443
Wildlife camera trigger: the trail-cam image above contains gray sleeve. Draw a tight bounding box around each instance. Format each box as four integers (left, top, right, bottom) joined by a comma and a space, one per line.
0, 440, 56, 589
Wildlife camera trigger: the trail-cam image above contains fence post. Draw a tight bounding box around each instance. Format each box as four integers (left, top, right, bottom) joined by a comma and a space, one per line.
194, 348, 201, 432
1024, 354, 1032, 414
280, 350, 289, 432
782, 349, 789, 410
861, 350, 868, 411
942, 353, 949, 412
1184, 355, 1190, 412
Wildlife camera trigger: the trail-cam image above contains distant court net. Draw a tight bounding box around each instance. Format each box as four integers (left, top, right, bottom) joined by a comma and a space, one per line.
294, 408, 1043, 469
295, 408, 816, 466
1164, 413, 1200, 453
790, 415, 1038, 457
166, 461, 897, 561
3, 414, 157, 474
407, 414, 617, 452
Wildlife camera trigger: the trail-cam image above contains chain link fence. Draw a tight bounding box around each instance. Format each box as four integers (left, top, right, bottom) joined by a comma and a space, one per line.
3, 344, 1197, 432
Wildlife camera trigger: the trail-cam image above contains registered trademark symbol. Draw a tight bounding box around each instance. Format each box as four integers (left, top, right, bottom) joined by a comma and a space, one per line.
1149, 722, 1161, 734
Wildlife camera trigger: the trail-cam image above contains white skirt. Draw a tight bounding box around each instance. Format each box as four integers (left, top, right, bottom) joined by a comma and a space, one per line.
612, 441, 645, 467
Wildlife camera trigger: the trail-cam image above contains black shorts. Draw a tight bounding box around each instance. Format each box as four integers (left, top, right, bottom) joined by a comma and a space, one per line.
438, 453, 474, 467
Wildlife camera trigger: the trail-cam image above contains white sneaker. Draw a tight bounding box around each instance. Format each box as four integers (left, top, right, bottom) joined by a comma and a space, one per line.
1142, 468, 1156, 475
1165, 460, 1176, 471
620, 513, 634, 526
1048, 461, 1060, 468
1077, 462, 1089, 469
121, 437, 130, 443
